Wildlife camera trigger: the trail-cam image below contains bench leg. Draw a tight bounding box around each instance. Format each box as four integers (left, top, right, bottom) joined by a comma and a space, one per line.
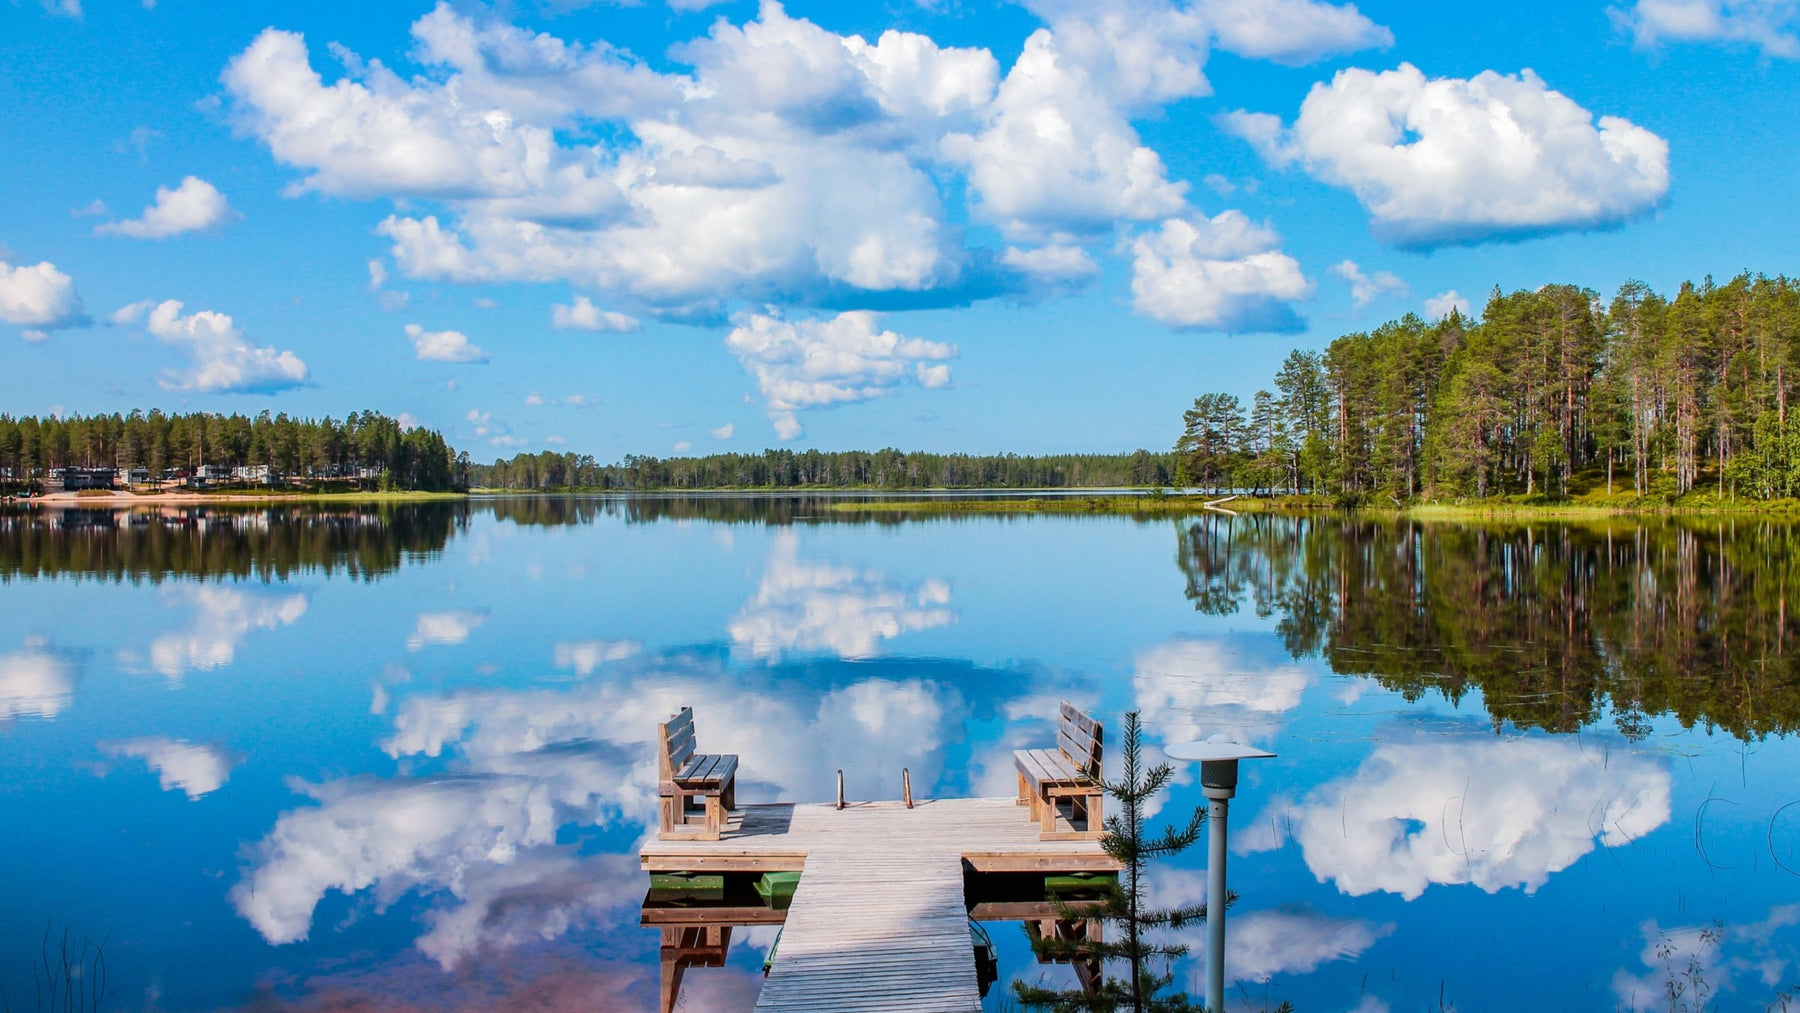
703, 795, 724, 841
722, 779, 735, 811
658, 794, 677, 838
1038, 789, 1106, 841
1017, 770, 1031, 806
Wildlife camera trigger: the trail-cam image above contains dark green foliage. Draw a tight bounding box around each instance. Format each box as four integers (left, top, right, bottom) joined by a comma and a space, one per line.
0, 503, 463, 584
470, 448, 1175, 491
1014, 712, 1210, 1013
1173, 395, 1244, 493
0, 410, 465, 492
1174, 512, 1800, 740
1182, 273, 1800, 501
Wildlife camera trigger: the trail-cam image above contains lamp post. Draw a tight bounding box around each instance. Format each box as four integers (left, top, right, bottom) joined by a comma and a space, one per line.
1163, 735, 1275, 1013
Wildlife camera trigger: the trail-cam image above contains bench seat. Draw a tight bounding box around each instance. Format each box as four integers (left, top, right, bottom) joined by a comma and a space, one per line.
666, 754, 738, 797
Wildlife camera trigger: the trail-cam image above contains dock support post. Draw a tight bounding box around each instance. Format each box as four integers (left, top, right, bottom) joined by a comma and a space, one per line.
836, 769, 844, 810
903, 767, 913, 808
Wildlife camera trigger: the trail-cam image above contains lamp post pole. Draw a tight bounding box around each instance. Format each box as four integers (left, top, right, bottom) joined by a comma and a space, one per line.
1164, 737, 1275, 1013
1202, 758, 1237, 1013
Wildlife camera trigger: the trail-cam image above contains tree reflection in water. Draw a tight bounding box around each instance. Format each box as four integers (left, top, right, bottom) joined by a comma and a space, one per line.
1175, 513, 1800, 740
0, 503, 464, 583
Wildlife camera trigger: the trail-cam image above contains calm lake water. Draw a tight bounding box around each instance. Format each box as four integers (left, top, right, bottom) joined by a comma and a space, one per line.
2, 498, 1797, 1011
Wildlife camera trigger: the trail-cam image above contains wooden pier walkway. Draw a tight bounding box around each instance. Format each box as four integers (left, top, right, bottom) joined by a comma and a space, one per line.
640, 796, 1119, 1012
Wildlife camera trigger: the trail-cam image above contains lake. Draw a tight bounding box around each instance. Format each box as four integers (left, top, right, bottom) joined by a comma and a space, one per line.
2, 498, 1796, 1011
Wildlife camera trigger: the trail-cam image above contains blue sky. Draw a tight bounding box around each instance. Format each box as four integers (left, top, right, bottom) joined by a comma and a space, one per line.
2, 0, 1798, 460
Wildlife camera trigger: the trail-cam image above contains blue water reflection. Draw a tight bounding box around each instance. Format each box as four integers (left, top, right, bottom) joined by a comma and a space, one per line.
0, 500, 1795, 1011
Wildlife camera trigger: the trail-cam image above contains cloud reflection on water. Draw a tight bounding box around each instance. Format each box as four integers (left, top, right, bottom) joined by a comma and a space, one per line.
1611, 904, 1800, 1011
1134, 637, 1312, 743
144, 586, 308, 681
102, 736, 237, 799
237, 651, 982, 966
1225, 909, 1395, 983
0, 637, 78, 720
231, 772, 643, 968
551, 639, 641, 675
1278, 736, 1671, 899
222, 946, 706, 1012
728, 530, 954, 660
406, 610, 489, 651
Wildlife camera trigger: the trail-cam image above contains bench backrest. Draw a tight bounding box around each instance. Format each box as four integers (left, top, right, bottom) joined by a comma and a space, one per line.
659, 706, 697, 781
1057, 701, 1102, 779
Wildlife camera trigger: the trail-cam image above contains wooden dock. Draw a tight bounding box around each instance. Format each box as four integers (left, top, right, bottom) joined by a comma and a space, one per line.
639, 796, 1119, 1012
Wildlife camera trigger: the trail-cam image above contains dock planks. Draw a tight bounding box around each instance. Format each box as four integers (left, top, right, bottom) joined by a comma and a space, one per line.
640, 797, 1119, 1012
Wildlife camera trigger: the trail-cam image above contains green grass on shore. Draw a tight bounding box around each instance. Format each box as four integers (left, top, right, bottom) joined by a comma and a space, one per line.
828, 494, 1316, 516
830, 489, 1800, 519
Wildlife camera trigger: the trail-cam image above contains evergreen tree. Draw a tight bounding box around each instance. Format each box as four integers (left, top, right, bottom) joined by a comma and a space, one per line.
1174, 394, 1244, 492
1014, 712, 1210, 1013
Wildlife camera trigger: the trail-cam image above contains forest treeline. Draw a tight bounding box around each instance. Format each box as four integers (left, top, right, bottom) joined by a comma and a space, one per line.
0, 410, 469, 492
469, 448, 1174, 490
1176, 273, 1800, 501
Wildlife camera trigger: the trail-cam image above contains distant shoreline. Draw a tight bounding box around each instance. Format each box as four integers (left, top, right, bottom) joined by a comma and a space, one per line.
829, 493, 1800, 519
15, 487, 1800, 519
4, 489, 467, 507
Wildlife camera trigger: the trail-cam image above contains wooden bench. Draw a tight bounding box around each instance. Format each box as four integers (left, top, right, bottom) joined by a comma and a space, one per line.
657, 706, 737, 841
1014, 702, 1104, 841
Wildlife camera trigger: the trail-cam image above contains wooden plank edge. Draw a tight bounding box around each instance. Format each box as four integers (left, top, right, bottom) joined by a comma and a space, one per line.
640, 854, 809, 872
962, 853, 1123, 873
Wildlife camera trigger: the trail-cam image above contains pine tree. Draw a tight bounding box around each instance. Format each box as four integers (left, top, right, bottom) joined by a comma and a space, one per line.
1014, 712, 1211, 1013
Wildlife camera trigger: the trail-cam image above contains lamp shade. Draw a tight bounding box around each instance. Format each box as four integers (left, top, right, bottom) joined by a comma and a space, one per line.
1163, 736, 1275, 763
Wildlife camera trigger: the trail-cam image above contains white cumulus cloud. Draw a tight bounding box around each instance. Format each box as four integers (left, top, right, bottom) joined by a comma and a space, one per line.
0, 260, 88, 337
96, 176, 235, 238
1425, 289, 1471, 320
117, 299, 308, 393
944, 4, 1196, 240
1225, 63, 1670, 246
1613, 0, 1800, 58
1001, 244, 1100, 284
726, 310, 954, 440
1128, 211, 1313, 331
551, 295, 640, 333
406, 323, 488, 363
228, 5, 983, 312
710, 422, 734, 440
219, 2, 1385, 323
1331, 259, 1408, 306
1196, 0, 1392, 64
